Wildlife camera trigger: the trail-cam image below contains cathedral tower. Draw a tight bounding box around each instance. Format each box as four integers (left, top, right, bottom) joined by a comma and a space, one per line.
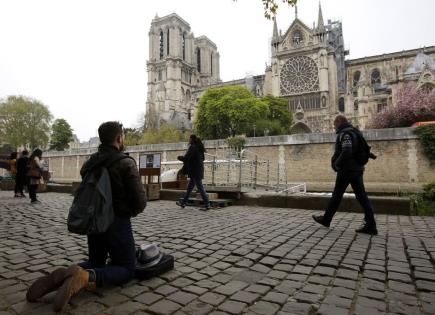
146, 13, 220, 129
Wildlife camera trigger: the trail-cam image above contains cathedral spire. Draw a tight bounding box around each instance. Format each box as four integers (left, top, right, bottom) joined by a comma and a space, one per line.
316, 2, 326, 33
295, 4, 298, 19
272, 17, 279, 40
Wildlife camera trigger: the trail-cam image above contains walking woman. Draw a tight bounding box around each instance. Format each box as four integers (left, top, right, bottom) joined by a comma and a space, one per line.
176, 135, 210, 211
16, 150, 29, 197
27, 149, 43, 204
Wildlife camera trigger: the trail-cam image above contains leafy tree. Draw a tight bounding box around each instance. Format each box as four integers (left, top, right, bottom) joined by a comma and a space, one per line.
125, 124, 191, 146
194, 86, 269, 139
371, 84, 435, 128
234, 0, 297, 19
49, 118, 74, 151
248, 95, 292, 136
0, 96, 52, 149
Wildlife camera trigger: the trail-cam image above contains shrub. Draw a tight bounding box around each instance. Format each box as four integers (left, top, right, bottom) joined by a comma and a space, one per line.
414, 125, 435, 165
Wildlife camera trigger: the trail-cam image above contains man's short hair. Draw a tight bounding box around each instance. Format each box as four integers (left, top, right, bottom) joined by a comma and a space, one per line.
98, 121, 123, 145
334, 115, 348, 125
21, 150, 29, 156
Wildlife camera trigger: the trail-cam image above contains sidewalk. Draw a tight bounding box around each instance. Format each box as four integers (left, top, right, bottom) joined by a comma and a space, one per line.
0, 192, 434, 314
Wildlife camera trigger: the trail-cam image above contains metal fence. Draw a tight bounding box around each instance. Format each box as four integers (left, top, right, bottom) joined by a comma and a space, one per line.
161, 149, 306, 194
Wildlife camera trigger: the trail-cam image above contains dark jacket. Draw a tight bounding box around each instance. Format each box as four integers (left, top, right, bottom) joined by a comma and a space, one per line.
178, 143, 205, 179
80, 144, 146, 218
16, 156, 29, 178
331, 123, 364, 172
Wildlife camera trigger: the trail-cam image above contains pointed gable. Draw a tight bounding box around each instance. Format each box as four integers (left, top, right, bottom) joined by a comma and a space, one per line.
281, 18, 315, 49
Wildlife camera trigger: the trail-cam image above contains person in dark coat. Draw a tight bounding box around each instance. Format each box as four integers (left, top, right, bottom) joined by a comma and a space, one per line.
176, 134, 210, 210
15, 150, 29, 197
312, 115, 377, 235
26, 121, 147, 312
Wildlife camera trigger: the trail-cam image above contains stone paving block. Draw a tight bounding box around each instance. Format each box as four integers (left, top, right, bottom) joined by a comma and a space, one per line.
218, 300, 247, 314
281, 302, 313, 315
149, 300, 182, 314
155, 285, 179, 296
98, 292, 130, 307
214, 281, 249, 296
416, 280, 435, 292
230, 290, 260, 304
109, 301, 144, 315
262, 291, 288, 305
248, 301, 280, 315
322, 295, 352, 309
181, 300, 214, 315
134, 292, 164, 305
167, 291, 197, 306
246, 284, 271, 295
199, 292, 226, 306
317, 304, 349, 315
183, 285, 208, 295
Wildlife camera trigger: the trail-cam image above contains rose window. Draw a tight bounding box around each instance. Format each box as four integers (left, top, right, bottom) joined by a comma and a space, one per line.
280, 56, 319, 95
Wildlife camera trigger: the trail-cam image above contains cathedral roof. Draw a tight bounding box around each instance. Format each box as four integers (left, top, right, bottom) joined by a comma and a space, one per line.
152, 13, 191, 30
405, 52, 435, 75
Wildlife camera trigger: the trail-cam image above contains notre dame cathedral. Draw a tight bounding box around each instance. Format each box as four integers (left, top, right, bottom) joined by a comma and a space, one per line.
146, 5, 435, 133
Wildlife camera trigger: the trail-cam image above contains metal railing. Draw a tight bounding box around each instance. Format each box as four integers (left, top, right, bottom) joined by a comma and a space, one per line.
161, 149, 306, 194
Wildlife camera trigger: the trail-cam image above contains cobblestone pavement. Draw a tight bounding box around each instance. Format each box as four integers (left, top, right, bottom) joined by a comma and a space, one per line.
1, 192, 435, 315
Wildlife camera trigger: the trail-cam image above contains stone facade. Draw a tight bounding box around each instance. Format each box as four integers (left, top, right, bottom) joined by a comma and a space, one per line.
146, 7, 435, 133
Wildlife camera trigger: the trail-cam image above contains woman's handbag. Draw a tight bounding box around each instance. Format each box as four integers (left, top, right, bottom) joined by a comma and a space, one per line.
27, 168, 42, 179
27, 160, 42, 179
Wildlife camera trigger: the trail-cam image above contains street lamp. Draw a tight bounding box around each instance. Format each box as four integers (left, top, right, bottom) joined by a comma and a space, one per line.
253, 124, 256, 137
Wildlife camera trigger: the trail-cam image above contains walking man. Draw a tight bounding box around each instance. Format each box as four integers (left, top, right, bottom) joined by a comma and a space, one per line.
26, 121, 147, 312
312, 115, 377, 235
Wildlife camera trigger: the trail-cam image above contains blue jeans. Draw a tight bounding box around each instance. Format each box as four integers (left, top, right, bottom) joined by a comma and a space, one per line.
182, 178, 210, 207
79, 216, 136, 287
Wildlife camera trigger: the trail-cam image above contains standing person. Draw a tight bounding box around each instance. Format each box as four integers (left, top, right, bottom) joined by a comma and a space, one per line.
9, 152, 18, 197
16, 150, 29, 197
27, 149, 43, 203
176, 134, 210, 211
26, 121, 147, 312
312, 115, 377, 235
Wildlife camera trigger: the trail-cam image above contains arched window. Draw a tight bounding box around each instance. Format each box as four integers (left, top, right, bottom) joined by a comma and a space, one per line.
353, 71, 360, 87
182, 33, 186, 61
159, 31, 164, 60
210, 53, 213, 76
371, 69, 381, 85
167, 29, 170, 55
354, 100, 359, 111
338, 97, 345, 112
292, 30, 303, 45
196, 48, 201, 73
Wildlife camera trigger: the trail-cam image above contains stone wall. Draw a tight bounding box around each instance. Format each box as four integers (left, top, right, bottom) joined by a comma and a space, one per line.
38, 128, 434, 193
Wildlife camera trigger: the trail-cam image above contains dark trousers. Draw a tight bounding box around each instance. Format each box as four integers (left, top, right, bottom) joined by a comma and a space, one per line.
324, 170, 376, 228
28, 184, 38, 202
15, 175, 26, 195
182, 177, 209, 207
79, 216, 136, 287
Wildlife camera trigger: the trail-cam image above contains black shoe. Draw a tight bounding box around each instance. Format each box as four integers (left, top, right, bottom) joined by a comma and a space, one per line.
176, 201, 186, 208
356, 225, 378, 235
312, 215, 330, 228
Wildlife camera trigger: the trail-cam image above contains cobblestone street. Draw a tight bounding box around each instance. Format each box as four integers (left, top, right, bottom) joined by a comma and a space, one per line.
1, 191, 435, 315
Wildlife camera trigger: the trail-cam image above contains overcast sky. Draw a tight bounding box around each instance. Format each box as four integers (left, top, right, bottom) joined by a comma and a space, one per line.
1, 0, 434, 142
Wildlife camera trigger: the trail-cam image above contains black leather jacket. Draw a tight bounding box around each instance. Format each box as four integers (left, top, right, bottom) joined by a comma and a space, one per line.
331, 123, 364, 172
81, 145, 146, 218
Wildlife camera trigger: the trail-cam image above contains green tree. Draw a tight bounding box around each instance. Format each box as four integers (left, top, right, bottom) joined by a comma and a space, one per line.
248, 95, 292, 136
125, 124, 191, 146
49, 118, 74, 151
194, 86, 269, 139
0, 95, 52, 149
